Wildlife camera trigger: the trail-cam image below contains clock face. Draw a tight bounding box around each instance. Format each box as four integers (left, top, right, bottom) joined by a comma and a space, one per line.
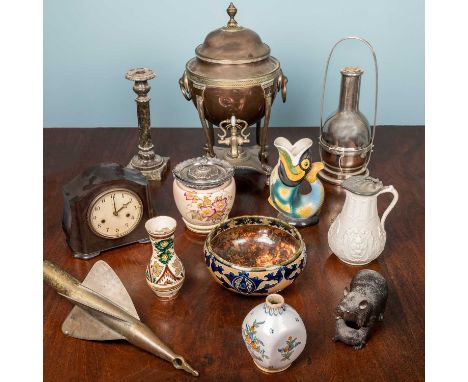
87, 188, 143, 239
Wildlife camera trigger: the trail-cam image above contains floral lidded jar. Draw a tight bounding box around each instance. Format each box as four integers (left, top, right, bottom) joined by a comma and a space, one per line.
242, 294, 307, 373
173, 156, 235, 234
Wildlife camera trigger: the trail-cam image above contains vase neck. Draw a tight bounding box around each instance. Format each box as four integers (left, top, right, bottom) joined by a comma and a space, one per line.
263, 294, 286, 316
338, 67, 363, 112
150, 232, 173, 242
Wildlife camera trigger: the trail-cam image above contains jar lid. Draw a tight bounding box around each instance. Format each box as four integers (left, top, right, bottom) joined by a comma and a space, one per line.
194, 3, 271, 64
341, 175, 383, 196
173, 156, 234, 189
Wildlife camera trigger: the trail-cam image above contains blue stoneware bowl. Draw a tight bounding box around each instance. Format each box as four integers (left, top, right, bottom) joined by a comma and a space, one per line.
204, 215, 306, 296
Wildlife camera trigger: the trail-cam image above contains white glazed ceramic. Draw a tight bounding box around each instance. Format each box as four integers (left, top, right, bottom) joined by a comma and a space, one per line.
145, 216, 185, 300
173, 178, 235, 234
242, 294, 306, 373
328, 177, 399, 265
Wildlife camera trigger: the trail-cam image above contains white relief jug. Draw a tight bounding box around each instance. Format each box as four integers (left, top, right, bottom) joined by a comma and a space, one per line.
328, 176, 399, 265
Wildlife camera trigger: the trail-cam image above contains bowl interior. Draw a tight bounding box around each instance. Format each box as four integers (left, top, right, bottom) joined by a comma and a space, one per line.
210, 224, 301, 268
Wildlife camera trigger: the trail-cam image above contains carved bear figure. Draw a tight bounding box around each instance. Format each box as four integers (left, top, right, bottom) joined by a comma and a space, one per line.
333, 269, 388, 349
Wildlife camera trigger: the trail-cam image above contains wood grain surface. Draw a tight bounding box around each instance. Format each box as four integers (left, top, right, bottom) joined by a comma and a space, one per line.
43, 127, 424, 382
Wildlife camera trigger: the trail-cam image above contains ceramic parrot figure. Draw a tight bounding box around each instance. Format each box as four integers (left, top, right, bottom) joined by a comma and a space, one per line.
268, 137, 325, 226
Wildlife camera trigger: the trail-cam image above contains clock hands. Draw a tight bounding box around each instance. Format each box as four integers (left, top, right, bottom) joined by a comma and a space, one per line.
115, 200, 132, 215
112, 195, 118, 216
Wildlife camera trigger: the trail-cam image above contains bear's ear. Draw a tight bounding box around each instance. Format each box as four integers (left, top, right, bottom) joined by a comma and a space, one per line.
359, 300, 368, 310
343, 287, 349, 296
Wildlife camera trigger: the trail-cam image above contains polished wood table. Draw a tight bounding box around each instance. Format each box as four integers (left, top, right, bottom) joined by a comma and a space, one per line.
44, 127, 424, 381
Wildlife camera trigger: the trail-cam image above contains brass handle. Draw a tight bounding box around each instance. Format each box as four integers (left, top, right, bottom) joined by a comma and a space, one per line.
277, 71, 287, 103
178, 71, 192, 101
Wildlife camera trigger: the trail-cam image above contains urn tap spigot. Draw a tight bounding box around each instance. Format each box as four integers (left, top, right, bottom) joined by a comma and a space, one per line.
218, 116, 250, 159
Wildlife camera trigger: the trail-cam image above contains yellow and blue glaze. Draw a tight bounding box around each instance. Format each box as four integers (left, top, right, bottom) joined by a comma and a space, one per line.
269, 137, 325, 226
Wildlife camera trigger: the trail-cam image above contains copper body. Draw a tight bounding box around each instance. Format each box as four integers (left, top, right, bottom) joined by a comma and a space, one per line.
188, 78, 278, 127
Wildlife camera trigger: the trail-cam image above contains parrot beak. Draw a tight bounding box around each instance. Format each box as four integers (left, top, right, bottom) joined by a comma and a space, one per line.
305, 162, 324, 183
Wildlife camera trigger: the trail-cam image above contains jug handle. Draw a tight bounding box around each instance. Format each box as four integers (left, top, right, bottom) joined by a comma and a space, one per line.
377, 185, 399, 230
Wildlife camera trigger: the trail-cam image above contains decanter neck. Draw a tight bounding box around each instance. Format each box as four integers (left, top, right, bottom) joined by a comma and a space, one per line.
338, 67, 363, 112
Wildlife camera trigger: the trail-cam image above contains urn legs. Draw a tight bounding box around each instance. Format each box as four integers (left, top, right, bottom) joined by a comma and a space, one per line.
196, 95, 215, 157
194, 94, 272, 180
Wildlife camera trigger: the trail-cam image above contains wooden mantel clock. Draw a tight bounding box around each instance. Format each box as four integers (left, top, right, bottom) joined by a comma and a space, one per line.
62, 163, 154, 259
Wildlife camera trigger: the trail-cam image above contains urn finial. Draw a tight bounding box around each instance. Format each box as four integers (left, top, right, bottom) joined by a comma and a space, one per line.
226, 3, 238, 27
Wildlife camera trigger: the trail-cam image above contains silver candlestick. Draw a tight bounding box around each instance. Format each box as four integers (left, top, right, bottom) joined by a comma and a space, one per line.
126, 68, 169, 181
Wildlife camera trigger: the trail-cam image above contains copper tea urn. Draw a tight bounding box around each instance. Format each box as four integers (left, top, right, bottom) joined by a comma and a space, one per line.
179, 3, 287, 177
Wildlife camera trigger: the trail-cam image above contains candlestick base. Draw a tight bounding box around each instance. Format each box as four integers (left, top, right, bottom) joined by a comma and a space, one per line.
127, 154, 169, 181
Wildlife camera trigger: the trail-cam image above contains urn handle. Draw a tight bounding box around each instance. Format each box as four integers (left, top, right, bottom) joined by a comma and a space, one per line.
377, 185, 399, 230
277, 70, 288, 103
178, 71, 192, 101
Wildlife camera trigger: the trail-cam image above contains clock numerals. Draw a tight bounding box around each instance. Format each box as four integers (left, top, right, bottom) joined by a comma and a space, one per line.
88, 188, 143, 239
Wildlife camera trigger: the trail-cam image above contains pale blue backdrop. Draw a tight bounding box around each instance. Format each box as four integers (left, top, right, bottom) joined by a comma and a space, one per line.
44, 0, 424, 127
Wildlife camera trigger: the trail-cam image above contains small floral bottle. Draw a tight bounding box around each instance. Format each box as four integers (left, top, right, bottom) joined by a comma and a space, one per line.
242, 294, 307, 373
145, 216, 185, 300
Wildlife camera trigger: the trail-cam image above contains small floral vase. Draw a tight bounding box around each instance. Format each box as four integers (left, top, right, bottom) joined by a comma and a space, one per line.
145, 216, 185, 300
242, 294, 307, 373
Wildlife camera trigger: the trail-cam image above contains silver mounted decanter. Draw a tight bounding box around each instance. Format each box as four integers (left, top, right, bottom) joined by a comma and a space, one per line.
318, 36, 379, 185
